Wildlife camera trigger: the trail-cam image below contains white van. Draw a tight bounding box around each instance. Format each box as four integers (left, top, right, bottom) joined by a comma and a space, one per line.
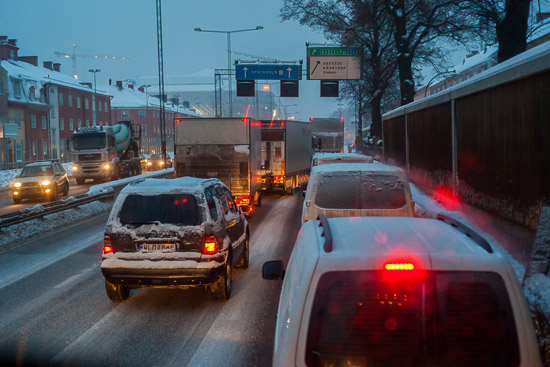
263, 214, 542, 367
302, 162, 415, 222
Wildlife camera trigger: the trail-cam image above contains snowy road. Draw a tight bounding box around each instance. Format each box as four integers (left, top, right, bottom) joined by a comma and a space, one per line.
0, 192, 302, 367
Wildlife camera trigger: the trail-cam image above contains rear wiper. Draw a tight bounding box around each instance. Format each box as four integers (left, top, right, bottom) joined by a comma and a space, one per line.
124, 221, 161, 225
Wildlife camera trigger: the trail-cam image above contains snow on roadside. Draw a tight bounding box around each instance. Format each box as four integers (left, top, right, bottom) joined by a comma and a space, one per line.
410, 182, 550, 318
0, 200, 112, 251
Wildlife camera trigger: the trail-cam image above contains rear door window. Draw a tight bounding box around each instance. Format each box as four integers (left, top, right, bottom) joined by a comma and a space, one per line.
305, 270, 519, 367
314, 172, 407, 210
204, 188, 218, 221
118, 194, 201, 225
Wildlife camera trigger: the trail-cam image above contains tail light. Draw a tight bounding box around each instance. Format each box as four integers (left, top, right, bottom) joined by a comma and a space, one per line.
103, 235, 113, 254
385, 263, 414, 270
236, 196, 251, 205
203, 235, 219, 255
382, 261, 425, 283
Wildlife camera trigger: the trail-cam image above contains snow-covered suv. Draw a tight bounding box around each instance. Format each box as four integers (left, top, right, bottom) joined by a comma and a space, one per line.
11, 160, 69, 204
101, 177, 249, 301
263, 214, 541, 367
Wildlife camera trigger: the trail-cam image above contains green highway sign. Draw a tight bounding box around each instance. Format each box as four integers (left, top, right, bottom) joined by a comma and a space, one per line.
308, 47, 360, 57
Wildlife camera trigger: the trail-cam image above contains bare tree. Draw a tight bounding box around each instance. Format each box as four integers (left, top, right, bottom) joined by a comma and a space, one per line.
281, 0, 397, 138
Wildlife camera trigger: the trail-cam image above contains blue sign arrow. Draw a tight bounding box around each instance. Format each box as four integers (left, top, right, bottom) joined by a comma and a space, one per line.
235, 64, 302, 80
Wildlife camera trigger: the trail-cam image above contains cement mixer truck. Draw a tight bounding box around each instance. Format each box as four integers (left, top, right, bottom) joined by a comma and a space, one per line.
71, 121, 142, 184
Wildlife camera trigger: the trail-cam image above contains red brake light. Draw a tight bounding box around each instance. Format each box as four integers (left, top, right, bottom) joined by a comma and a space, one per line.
236, 196, 251, 205
203, 235, 218, 255
385, 263, 415, 270
103, 235, 113, 254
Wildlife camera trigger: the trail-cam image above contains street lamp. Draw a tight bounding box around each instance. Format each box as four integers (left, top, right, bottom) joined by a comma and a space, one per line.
88, 69, 101, 125
194, 26, 264, 117
424, 69, 456, 98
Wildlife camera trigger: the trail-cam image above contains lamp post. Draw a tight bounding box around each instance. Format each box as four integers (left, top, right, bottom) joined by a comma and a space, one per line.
424, 69, 456, 98
194, 26, 264, 117
88, 69, 101, 125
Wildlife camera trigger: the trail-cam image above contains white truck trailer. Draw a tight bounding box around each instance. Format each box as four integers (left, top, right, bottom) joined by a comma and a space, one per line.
174, 117, 262, 215
309, 117, 345, 153
260, 120, 313, 193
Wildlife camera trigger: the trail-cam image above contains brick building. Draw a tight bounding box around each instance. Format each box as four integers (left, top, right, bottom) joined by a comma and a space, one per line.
0, 36, 111, 167
107, 81, 200, 154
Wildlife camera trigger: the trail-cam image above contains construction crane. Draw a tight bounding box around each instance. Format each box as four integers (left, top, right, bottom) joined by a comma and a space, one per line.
53, 43, 130, 80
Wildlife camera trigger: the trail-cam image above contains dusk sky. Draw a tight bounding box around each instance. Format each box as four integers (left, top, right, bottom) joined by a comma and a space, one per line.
2, 0, 347, 120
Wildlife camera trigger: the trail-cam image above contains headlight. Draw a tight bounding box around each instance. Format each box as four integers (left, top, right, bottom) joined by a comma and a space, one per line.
41, 180, 52, 186
160, 161, 165, 165
103, 164, 110, 170
147, 162, 152, 166
72, 165, 78, 171
14, 182, 22, 188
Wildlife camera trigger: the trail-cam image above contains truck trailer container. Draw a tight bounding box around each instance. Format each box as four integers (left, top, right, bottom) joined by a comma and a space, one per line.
174, 117, 262, 215
309, 117, 345, 153
260, 120, 313, 193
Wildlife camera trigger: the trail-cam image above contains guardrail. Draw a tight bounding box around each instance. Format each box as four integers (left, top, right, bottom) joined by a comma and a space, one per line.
0, 169, 174, 230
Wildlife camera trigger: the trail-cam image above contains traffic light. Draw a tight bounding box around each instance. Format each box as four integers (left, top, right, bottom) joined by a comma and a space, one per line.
280, 80, 299, 97
237, 79, 255, 97
320, 80, 339, 97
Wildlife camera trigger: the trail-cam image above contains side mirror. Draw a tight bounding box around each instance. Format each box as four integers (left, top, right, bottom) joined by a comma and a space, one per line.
305, 200, 311, 208
262, 260, 285, 280
293, 186, 304, 197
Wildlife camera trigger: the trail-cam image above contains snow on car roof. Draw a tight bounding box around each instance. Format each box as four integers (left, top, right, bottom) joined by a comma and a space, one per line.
25, 161, 53, 167
311, 162, 405, 174
120, 177, 221, 195
314, 216, 497, 259
312, 152, 370, 159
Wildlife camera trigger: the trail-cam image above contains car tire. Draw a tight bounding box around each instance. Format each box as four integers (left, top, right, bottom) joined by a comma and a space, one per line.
255, 191, 262, 207
212, 252, 232, 301
236, 235, 249, 269
13, 196, 22, 204
63, 180, 69, 196
76, 177, 85, 185
50, 185, 58, 202
105, 280, 130, 302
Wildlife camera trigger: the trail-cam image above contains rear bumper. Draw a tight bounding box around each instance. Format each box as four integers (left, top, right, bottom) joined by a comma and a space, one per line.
101, 261, 225, 287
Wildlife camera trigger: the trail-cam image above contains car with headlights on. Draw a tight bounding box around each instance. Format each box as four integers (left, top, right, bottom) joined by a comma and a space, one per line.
263, 214, 542, 367
145, 153, 167, 170
101, 177, 249, 301
11, 161, 69, 204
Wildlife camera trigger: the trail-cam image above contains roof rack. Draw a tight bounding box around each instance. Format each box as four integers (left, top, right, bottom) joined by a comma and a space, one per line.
436, 213, 493, 253
317, 213, 333, 253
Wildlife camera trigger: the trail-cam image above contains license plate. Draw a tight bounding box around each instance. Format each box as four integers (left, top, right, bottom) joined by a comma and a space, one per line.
139, 243, 176, 252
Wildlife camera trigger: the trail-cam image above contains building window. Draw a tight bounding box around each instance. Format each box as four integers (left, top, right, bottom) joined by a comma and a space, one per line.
59, 93, 63, 106
60, 118, 65, 131
15, 141, 22, 162
13, 79, 22, 97
40, 88, 45, 102
42, 116, 47, 129
86, 120, 90, 127
78, 119, 82, 128
139, 110, 146, 118
29, 86, 35, 101
98, 101, 102, 112
105, 101, 108, 112
77, 96, 81, 108
85, 98, 89, 109
32, 115, 36, 129
68, 94, 72, 107
42, 139, 48, 158
121, 110, 129, 118
32, 140, 37, 156
92, 99, 96, 112
142, 125, 147, 134
69, 118, 74, 131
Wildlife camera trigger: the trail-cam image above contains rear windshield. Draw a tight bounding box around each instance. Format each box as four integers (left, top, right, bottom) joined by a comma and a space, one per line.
118, 194, 201, 226
306, 270, 519, 367
314, 172, 407, 209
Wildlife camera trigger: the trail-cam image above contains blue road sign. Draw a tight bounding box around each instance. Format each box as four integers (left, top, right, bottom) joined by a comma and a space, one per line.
235, 64, 302, 80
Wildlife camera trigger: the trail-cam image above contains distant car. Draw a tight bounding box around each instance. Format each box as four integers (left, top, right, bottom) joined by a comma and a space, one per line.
301, 162, 415, 223
146, 153, 166, 170
263, 214, 542, 367
140, 155, 149, 170
11, 160, 69, 204
311, 152, 373, 167
101, 177, 249, 301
